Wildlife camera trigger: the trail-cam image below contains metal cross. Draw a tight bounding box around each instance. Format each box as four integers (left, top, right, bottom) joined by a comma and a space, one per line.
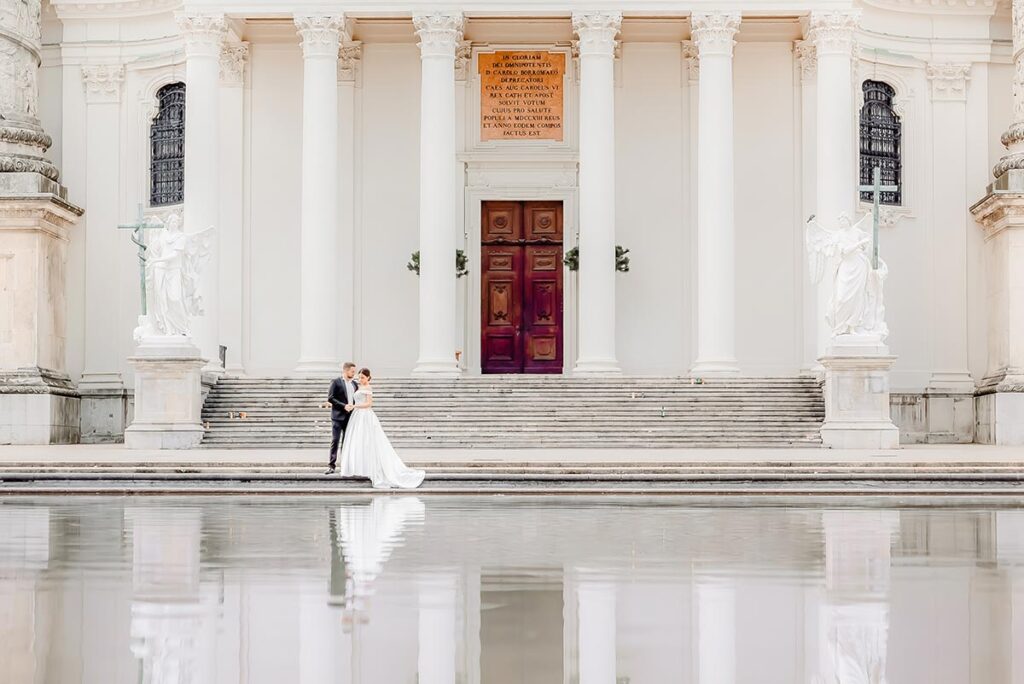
857, 166, 898, 270
117, 204, 163, 314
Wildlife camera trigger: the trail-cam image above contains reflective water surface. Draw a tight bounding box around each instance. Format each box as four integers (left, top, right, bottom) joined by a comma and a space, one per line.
2, 495, 1024, 683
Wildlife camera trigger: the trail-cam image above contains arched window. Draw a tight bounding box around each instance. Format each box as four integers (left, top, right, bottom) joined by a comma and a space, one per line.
150, 82, 186, 207
859, 80, 901, 205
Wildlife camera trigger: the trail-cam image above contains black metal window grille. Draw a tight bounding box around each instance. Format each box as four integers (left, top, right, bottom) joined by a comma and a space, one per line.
859, 80, 902, 205
150, 82, 186, 207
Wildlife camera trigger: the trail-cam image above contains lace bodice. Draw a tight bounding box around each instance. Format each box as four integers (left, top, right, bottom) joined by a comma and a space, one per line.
354, 387, 372, 407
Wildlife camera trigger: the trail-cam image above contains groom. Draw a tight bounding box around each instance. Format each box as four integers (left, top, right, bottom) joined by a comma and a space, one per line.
325, 361, 358, 475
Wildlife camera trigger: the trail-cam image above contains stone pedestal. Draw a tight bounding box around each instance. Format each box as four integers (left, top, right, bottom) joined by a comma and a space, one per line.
819, 336, 900, 449
124, 337, 206, 449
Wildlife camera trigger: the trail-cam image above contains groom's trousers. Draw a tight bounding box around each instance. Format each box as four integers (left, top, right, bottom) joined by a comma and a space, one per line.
328, 420, 345, 468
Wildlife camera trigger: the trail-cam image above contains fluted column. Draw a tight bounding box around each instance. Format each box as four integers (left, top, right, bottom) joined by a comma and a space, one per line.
294, 15, 345, 374
690, 12, 741, 377
177, 12, 226, 372
412, 12, 463, 377
572, 11, 621, 376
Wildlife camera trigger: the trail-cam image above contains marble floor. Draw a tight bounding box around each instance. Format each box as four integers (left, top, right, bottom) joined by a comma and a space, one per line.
1, 495, 1023, 683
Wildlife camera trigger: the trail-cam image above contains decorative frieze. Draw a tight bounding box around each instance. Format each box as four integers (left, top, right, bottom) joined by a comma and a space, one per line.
690, 12, 741, 58
338, 41, 362, 83
0, 0, 41, 48
175, 12, 226, 59
413, 12, 464, 59
806, 11, 860, 57
794, 39, 816, 82
571, 11, 621, 57
220, 42, 248, 85
926, 63, 971, 102
81, 64, 125, 104
294, 14, 346, 58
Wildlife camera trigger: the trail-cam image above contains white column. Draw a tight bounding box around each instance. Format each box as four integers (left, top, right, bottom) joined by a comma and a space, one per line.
577, 578, 617, 684
418, 573, 458, 684
690, 12, 741, 377
177, 12, 226, 373
572, 11, 621, 376
695, 579, 736, 684
412, 12, 463, 378
293, 15, 345, 375
337, 43, 362, 365
219, 43, 248, 374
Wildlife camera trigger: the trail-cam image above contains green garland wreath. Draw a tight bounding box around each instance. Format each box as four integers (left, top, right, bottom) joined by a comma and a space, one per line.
407, 249, 469, 278
563, 245, 630, 273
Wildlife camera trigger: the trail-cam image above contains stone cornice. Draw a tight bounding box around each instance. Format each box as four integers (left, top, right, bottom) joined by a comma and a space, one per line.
861, 0, 997, 15
571, 11, 621, 57
294, 14, 346, 58
806, 10, 861, 57
81, 63, 125, 103
413, 12, 464, 58
175, 11, 226, 59
690, 12, 741, 58
926, 62, 971, 101
52, 0, 180, 20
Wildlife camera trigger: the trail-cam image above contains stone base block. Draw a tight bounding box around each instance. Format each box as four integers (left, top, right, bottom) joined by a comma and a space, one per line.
124, 337, 206, 450
976, 391, 1024, 445
890, 392, 976, 444
80, 385, 129, 444
0, 368, 80, 444
820, 339, 900, 450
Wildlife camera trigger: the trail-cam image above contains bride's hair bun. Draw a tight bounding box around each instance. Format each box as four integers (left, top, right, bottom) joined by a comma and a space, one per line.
359, 368, 372, 380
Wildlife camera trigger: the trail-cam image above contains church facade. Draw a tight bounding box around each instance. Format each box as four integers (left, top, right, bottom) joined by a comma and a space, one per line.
2, 0, 1023, 445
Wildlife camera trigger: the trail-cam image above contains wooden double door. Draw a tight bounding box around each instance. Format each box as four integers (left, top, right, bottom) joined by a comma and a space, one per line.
481, 201, 564, 374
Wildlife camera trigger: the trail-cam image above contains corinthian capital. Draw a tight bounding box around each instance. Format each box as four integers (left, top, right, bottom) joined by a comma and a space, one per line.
926, 63, 971, 102
571, 11, 621, 57
175, 12, 226, 59
413, 12, 464, 59
295, 14, 347, 58
690, 12, 741, 58
806, 11, 860, 56
81, 64, 125, 104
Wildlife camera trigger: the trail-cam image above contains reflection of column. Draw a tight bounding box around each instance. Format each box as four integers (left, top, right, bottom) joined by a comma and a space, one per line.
577, 577, 616, 684
0, 507, 51, 683
997, 512, 1024, 684
818, 510, 897, 683
418, 573, 459, 684
412, 12, 463, 378
695, 579, 735, 684
690, 12, 741, 377
572, 11, 622, 375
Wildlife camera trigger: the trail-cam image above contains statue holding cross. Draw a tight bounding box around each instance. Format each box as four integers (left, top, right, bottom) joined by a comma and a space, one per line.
805, 166, 895, 341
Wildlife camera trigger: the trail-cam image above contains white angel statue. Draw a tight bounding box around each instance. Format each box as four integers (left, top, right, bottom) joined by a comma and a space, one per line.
806, 212, 888, 341
133, 212, 213, 342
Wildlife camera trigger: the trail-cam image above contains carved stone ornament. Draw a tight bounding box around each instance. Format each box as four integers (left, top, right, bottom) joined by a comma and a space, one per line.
294, 14, 346, 58
571, 11, 621, 57
794, 39, 817, 81
0, 0, 41, 48
858, 202, 910, 229
175, 12, 226, 59
454, 40, 472, 81
995, 0, 1024, 176
806, 11, 861, 57
926, 62, 971, 102
690, 12, 741, 58
0, 40, 39, 120
81, 64, 125, 103
220, 42, 248, 85
338, 41, 362, 83
413, 12, 464, 58
681, 40, 699, 81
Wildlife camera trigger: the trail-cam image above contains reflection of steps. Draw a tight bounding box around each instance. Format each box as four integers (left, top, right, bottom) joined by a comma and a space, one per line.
200, 376, 825, 449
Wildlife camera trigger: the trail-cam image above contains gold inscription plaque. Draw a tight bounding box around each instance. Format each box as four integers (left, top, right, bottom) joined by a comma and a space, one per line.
479, 51, 565, 142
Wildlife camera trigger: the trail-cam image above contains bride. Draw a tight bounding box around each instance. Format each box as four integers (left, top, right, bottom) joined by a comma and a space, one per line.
339, 368, 425, 489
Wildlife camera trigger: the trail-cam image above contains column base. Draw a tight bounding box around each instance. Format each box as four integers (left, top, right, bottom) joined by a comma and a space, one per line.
976, 369, 1024, 444
125, 336, 206, 450
411, 359, 462, 379
79, 373, 129, 444
689, 359, 740, 378
819, 341, 900, 450
0, 368, 80, 444
293, 359, 342, 377
572, 358, 621, 377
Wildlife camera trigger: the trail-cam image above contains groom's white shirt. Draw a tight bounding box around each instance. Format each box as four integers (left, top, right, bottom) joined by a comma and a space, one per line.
343, 377, 353, 404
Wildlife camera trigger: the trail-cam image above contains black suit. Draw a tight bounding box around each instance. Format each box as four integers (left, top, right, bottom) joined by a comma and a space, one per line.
327, 377, 358, 467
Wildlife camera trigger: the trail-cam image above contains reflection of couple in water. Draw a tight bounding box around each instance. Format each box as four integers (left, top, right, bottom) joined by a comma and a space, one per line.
327, 496, 425, 627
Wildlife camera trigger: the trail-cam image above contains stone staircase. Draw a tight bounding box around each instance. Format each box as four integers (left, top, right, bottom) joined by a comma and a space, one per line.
199, 376, 825, 449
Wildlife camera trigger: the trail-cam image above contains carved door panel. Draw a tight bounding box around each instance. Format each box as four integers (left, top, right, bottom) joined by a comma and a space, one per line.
481, 201, 563, 374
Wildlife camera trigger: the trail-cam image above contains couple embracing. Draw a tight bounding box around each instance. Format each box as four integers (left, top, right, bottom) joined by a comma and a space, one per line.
324, 362, 425, 489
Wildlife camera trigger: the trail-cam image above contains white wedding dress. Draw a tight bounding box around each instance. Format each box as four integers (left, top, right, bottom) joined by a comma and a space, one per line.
340, 387, 425, 489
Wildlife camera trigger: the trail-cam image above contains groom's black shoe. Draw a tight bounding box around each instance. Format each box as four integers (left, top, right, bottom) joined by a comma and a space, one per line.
323, 466, 336, 475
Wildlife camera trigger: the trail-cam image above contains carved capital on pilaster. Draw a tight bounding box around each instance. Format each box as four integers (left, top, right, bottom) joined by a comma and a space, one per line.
81, 64, 125, 104
926, 62, 971, 102
220, 42, 248, 85
571, 11, 621, 57
681, 40, 699, 82
175, 11, 226, 59
806, 11, 860, 57
794, 39, 816, 82
455, 40, 473, 81
338, 41, 362, 82
295, 15, 346, 58
690, 12, 740, 58
413, 12, 464, 59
